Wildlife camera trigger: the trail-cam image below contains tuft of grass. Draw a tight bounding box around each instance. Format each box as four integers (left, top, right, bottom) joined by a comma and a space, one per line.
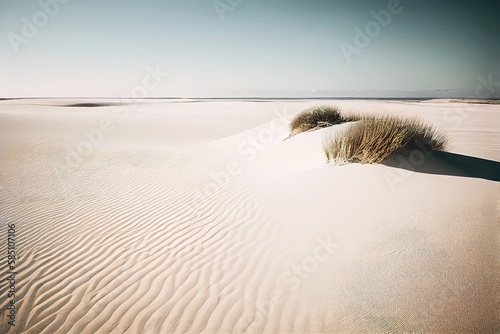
288, 106, 359, 138
324, 115, 448, 164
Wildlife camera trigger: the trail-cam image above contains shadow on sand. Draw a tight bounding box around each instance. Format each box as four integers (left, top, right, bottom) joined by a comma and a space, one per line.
60, 103, 124, 107
384, 151, 500, 182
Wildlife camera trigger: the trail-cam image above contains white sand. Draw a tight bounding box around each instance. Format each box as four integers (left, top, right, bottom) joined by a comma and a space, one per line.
0, 99, 498, 333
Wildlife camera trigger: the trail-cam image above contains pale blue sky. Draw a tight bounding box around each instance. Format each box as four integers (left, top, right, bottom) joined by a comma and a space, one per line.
0, 0, 498, 97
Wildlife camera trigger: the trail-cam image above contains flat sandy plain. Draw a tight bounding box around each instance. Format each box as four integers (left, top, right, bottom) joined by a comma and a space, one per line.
0, 98, 498, 333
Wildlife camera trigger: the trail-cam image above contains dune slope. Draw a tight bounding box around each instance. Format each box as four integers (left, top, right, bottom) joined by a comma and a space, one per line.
0, 99, 498, 333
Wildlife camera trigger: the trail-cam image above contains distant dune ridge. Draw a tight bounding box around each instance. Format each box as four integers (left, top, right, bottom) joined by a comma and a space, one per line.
0, 98, 498, 333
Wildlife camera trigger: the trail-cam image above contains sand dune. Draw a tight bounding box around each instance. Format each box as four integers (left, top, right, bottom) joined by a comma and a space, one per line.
0, 99, 498, 333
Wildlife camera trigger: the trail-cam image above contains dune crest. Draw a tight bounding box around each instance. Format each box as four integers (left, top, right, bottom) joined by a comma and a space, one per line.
0, 99, 498, 333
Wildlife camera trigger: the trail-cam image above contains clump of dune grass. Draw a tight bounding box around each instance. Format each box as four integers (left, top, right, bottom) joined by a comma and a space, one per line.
288, 106, 359, 138
324, 115, 448, 164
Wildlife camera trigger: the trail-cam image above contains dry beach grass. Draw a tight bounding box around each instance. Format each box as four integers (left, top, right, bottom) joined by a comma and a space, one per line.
324, 115, 449, 164
288, 105, 359, 137
0, 98, 497, 333
288, 106, 448, 165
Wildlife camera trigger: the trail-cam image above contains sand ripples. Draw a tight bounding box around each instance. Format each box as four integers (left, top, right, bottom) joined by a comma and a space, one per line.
0, 146, 292, 334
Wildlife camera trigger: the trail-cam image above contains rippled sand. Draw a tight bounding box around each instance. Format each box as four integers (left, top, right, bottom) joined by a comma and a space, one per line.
0, 99, 498, 333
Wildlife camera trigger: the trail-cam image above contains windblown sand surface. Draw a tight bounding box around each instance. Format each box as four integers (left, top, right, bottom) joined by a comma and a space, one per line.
0, 99, 499, 333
